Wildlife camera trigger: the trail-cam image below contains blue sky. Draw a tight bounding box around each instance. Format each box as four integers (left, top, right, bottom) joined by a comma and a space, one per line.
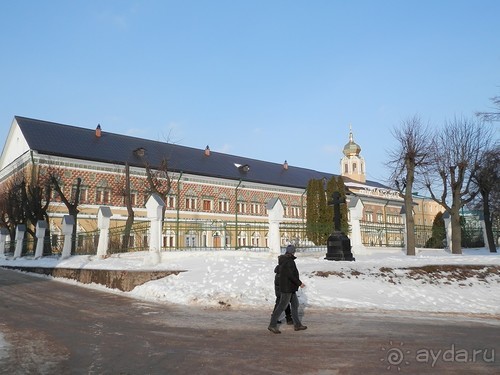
1, 0, 499, 184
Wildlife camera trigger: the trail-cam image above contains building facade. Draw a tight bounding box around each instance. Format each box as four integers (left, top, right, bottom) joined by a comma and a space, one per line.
0, 116, 443, 251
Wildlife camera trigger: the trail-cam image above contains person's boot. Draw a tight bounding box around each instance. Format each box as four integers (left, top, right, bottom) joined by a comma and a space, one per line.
294, 325, 307, 331
286, 317, 293, 325
268, 325, 281, 334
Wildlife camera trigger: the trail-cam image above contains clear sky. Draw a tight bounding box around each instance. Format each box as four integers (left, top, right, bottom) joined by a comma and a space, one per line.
1, 0, 499, 184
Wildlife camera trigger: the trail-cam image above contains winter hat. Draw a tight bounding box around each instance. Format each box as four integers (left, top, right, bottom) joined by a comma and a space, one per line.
285, 245, 296, 254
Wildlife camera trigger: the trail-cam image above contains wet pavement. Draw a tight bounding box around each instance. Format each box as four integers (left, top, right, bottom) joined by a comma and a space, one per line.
1, 267, 498, 374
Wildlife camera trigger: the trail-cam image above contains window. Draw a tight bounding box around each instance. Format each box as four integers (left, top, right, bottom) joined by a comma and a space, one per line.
237, 201, 246, 214
353, 163, 357, 172
290, 206, 300, 218
72, 185, 88, 203
377, 213, 383, 223
165, 195, 176, 209
123, 192, 137, 206
218, 199, 229, 212
365, 211, 373, 221
344, 163, 348, 173
185, 231, 196, 247
185, 197, 197, 210
52, 185, 64, 201
202, 199, 213, 211
163, 231, 175, 248
237, 231, 248, 247
250, 202, 260, 214
251, 232, 260, 247
96, 187, 111, 204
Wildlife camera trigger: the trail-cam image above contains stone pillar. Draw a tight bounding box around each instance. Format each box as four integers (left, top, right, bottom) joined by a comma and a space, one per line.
13, 224, 26, 259
144, 193, 165, 266
0, 227, 9, 259
34, 220, 48, 259
61, 215, 75, 259
96, 206, 113, 258
443, 211, 451, 250
266, 198, 284, 255
348, 197, 365, 254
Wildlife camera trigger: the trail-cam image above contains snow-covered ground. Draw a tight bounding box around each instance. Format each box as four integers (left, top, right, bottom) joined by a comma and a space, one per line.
1, 247, 499, 316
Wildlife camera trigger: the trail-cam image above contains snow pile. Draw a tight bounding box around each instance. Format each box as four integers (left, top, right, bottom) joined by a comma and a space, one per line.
1, 248, 499, 315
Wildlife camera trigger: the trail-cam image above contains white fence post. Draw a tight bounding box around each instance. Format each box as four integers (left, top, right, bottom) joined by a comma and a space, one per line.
61, 215, 75, 259
34, 220, 48, 259
0, 227, 9, 259
144, 194, 165, 265
348, 197, 365, 254
96, 206, 112, 258
13, 224, 26, 259
266, 198, 284, 255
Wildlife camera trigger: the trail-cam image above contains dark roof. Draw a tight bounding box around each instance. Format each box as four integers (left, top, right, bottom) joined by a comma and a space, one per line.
15, 116, 387, 190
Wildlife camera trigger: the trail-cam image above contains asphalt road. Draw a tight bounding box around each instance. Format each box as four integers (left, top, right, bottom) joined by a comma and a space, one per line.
0, 267, 498, 375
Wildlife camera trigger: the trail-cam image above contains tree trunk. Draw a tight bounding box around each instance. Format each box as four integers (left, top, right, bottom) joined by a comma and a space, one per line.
405, 208, 416, 255
450, 202, 462, 255
404, 167, 416, 256
122, 163, 134, 250
482, 191, 497, 253
69, 207, 78, 255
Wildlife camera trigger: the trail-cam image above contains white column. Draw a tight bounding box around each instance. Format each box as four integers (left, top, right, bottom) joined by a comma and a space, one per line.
144, 193, 165, 265
0, 227, 9, 259
96, 206, 112, 258
34, 220, 48, 259
266, 198, 284, 255
348, 197, 366, 254
13, 224, 26, 259
61, 215, 75, 259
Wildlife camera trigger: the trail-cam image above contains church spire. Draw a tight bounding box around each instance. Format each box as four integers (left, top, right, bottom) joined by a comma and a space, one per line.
340, 125, 366, 183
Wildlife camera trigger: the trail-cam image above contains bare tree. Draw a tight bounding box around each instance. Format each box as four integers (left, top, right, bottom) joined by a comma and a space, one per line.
0, 171, 27, 248
0, 168, 52, 254
49, 172, 81, 254
387, 115, 433, 255
135, 151, 172, 227
424, 116, 492, 254
471, 144, 499, 252
21, 170, 52, 254
476, 96, 500, 122
121, 162, 135, 249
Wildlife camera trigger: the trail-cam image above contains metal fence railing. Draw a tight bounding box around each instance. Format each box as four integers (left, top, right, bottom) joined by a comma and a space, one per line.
108, 221, 150, 254
1, 219, 498, 258
359, 221, 405, 247
161, 220, 270, 251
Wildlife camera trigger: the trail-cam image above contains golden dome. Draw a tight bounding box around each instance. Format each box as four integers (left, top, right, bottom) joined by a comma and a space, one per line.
343, 127, 361, 157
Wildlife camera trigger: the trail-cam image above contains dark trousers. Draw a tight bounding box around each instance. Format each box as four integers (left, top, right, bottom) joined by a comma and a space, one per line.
273, 294, 292, 321
269, 292, 301, 327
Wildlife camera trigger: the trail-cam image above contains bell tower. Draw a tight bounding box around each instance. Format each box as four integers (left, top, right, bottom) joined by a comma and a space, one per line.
340, 125, 366, 183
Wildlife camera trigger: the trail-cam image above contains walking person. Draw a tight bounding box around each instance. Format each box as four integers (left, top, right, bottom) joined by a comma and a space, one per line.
273, 256, 293, 325
268, 245, 307, 334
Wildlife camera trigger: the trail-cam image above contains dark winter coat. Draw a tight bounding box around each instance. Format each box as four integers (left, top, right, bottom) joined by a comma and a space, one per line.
277, 253, 302, 293
273, 255, 286, 296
